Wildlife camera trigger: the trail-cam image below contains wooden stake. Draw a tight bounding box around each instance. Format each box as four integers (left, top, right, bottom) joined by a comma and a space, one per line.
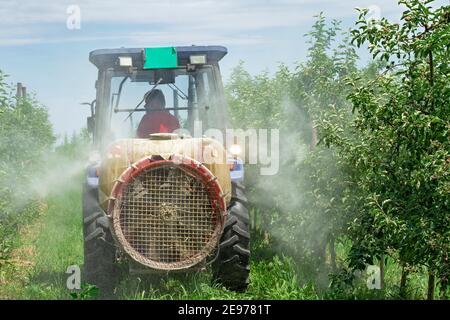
16, 82, 23, 98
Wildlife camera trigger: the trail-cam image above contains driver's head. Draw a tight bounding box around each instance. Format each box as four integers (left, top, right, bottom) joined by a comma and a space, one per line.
144, 89, 166, 112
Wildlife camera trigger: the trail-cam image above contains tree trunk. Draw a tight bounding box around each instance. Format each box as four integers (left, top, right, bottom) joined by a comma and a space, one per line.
439, 273, 448, 300
399, 265, 408, 298
427, 271, 435, 300
310, 125, 318, 150
316, 240, 329, 290
439, 253, 449, 300
252, 208, 257, 233
379, 254, 385, 290
329, 236, 337, 272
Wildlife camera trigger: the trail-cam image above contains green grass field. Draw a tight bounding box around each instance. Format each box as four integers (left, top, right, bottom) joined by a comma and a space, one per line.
0, 180, 319, 300
0, 176, 436, 300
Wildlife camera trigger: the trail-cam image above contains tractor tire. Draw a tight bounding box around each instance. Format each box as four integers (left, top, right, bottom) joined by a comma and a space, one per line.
212, 181, 250, 291
82, 183, 118, 298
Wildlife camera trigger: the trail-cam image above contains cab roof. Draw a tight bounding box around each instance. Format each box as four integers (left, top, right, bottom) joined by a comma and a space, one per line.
89, 45, 227, 70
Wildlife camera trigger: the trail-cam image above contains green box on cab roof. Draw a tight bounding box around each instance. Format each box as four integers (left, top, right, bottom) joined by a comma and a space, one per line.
143, 47, 178, 69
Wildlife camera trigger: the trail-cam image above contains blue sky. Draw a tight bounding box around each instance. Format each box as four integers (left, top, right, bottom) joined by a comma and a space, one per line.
0, 0, 441, 140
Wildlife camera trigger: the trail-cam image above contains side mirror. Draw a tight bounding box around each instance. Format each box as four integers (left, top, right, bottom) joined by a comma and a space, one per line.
87, 116, 95, 134
80, 100, 96, 117
81, 100, 96, 135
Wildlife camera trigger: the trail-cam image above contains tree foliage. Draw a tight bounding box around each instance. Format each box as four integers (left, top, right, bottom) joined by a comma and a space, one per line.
0, 69, 55, 266
226, 2, 449, 298
342, 0, 449, 294
227, 13, 364, 287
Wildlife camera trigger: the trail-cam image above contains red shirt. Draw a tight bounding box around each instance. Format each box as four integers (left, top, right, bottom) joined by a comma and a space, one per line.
136, 111, 180, 138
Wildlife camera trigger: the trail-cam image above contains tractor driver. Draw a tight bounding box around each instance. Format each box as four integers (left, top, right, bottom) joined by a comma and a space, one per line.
136, 89, 180, 138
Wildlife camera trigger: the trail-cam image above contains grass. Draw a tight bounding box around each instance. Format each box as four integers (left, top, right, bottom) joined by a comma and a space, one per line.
0, 175, 440, 300
0, 181, 83, 299
0, 178, 319, 300
116, 252, 319, 300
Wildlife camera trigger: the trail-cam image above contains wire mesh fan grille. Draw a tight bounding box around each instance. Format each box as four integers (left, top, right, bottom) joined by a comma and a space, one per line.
118, 163, 220, 269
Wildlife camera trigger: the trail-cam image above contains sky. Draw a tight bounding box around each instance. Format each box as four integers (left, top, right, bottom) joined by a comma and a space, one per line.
0, 0, 444, 141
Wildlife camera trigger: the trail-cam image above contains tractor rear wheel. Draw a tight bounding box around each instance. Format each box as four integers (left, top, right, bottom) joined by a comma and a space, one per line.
212, 181, 250, 291
82, 183, 118, 298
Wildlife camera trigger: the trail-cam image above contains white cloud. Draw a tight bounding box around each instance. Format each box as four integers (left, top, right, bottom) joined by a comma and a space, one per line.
0, 0, 410, 47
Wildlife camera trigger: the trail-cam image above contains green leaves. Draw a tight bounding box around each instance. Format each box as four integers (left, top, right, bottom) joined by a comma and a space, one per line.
226, 4, 449, 296
226, 14, 362, 285
343, 0, 450, 283
0, 69, 55, 272
70, 284, 99, 300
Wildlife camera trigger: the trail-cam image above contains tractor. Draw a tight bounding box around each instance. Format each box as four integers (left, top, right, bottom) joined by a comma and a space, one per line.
82, 46, 249, 295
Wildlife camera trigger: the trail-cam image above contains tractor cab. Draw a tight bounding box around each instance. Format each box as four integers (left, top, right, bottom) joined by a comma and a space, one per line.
87, 46, 229, 151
